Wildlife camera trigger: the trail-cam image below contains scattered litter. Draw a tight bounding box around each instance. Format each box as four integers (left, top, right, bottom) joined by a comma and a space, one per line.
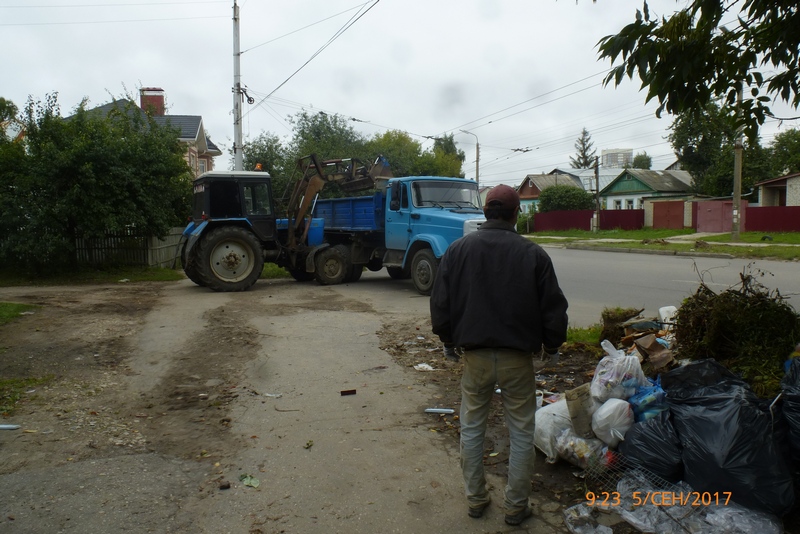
0, 424, 21, 430
534, 399, 572, 463
19, 311, 35, 316
413, 363, 439, 371
219, 480, 231, 490
424, 408, 455, 414
263, 393, 283, 398
239, 474, 260, 488
118, 278, 130, 283
495, 388, 502, 394
340, 389, 356, 396
488, 452, 499, 457
555, 427, 606, 469
303, 440, 314, 449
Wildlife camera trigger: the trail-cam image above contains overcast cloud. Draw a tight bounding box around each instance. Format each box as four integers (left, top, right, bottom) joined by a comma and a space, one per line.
3, 0, 798, 187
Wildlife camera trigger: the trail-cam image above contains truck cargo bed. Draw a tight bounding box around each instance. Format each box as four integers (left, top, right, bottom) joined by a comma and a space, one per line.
313, 193, 384, 232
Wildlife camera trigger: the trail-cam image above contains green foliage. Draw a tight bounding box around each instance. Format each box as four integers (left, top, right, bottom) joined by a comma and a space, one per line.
770, 128, 800, 175
668, 102, 771, 196
538, 185, 595, 212
598, 1, 800, 142
0, 93, 192, 274
516, 211, 535, 234
675, 265, 800, 397
570, 127, 596, 169
631, 151, 652, 169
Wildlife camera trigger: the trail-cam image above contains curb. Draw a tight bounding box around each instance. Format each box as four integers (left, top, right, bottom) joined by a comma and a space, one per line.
562, 244, 735, 259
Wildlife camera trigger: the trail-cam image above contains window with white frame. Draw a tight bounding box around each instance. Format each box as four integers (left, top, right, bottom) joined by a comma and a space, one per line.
614, 200, 622, 210
198, 160, 207, 174
626, 199, 634, 210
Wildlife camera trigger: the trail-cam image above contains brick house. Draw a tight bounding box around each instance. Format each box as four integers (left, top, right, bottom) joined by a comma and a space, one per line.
756, 173, 800, 207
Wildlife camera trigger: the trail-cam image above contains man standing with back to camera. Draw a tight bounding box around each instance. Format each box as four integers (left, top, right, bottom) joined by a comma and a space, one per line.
430, 184, 569, 526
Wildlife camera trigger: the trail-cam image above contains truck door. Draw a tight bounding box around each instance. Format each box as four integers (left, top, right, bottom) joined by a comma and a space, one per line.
385, 181, 411, 252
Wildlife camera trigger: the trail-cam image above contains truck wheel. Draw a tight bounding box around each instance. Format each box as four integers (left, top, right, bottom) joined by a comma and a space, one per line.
345, 264, 364, 283
315, 244, 350, 285
196, 226, 264, 292
182, 242, 205, 286
387, 266, 409, 280
366, 258, 383, 272
289, 269, 315, 282
411, 248, 438, 295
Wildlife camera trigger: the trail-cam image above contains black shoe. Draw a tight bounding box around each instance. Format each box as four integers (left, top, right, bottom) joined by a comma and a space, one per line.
468, 499, 491, 518
504, 506, 532, 526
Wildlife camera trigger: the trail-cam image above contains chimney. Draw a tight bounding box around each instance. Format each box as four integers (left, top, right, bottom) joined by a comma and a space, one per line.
140, 87, 166, 116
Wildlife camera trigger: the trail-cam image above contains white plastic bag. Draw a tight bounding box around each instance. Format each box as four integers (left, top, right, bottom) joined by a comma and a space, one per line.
590, 340, 648, 402
591, 398, 634, 448
534, 398, 572, 463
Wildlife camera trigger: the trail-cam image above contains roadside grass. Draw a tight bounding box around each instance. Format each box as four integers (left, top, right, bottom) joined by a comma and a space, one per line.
529, 228, 696, 240
577, 240, 800, 261
0, 266, 183, 287
702, 231, 800, 244
261, 263, 291, 279
567, 323, 602, 345
0, 302, 38, 326
0, 376, 53, 416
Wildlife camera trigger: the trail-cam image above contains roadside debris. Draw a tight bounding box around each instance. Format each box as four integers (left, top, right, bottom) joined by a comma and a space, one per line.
239, 474, 260, 488
424, 408, 455, 414
0, 424, 21, 430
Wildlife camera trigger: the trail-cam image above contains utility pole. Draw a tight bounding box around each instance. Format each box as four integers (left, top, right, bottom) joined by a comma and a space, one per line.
593, 156, 600, 232
232, 0, 244, 171
732, 82, 743, 241
460, 130, 479, 186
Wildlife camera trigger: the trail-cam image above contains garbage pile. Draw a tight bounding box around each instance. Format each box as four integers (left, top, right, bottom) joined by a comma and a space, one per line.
534, 309, 800, 533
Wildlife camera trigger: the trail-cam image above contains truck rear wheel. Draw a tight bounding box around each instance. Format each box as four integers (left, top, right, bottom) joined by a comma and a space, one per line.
315, 244, 350, 285
182, 242, 205, 287
197, 226, 264, 292
411, 248, 438, 295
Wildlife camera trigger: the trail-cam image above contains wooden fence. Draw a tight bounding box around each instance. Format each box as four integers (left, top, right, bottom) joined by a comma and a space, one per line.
75, 227, 185, 268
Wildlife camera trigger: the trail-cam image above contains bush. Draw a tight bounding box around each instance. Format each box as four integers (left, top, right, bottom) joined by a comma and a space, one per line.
517, 212, 535, 234
538, 185, 595, 212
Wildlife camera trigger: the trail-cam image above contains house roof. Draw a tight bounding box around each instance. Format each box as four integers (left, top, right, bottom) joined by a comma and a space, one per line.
600, 169, 693, 195
549, 167, 624, 192
83, 99, 222, 157
521, 173, 582, 192
755, 172, 800, 187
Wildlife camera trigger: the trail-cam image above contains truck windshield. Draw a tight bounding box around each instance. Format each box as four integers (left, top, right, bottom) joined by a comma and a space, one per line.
411, 181, 481, 209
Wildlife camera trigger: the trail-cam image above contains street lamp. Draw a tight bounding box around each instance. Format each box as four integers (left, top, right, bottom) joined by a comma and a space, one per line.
460, 130, 479, 186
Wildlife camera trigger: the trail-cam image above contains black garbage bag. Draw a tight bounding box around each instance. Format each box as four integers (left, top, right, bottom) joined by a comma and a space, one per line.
619, 410, 683, 483
664, 360, 795, 517
783, 358, 800, 474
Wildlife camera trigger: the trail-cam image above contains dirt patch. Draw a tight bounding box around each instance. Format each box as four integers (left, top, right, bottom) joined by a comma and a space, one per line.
0, 284, 259, 475
376, 316, 602, 511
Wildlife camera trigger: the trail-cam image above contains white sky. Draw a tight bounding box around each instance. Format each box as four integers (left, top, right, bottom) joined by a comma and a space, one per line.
2, 0, 799, 188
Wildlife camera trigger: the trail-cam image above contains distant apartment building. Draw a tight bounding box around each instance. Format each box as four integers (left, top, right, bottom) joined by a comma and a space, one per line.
602, 149, 633, 168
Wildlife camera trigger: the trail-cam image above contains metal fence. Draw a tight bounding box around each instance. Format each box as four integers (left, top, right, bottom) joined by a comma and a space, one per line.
75, 227, 184, 268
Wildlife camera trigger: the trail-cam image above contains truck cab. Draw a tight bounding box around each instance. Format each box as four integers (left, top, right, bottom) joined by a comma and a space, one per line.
382, 176, 485, 294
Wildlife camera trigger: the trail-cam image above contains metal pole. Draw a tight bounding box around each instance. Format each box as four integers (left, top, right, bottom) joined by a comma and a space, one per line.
732, 82, 743, 241
232, 0, 244, 171
460, 130, 479, 185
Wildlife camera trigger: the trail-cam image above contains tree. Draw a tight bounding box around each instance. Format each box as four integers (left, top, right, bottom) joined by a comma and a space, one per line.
366, 130, 423, 177
0, 93, 192, 273
668, 102, 770, 196
242, 131, 291, 201
570, 128, 596, 169
537, 185, 595, 213
631, 151, 652, 169
770, 128, 800, 175
286, 110, 366, 164
598, 1, 800, 142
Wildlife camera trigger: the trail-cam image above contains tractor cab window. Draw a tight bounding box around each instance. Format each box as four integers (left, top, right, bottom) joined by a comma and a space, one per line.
244, 183, 272, 216
209, 181, 243, 218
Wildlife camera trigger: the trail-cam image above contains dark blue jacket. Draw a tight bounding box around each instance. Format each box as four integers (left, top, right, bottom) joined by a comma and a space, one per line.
430, 220, 568, 353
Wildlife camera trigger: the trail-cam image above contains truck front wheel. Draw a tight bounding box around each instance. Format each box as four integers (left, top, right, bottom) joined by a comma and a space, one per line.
315, 244, 350, 285
411, 248, 438, 295
196, 226, 264, 292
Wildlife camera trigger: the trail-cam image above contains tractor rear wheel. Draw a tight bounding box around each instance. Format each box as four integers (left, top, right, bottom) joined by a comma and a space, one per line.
182, 242, 205, 286
196, 226, 264, 292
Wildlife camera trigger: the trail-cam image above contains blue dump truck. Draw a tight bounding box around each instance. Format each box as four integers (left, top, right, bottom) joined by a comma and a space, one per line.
180, 154, 485, 295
